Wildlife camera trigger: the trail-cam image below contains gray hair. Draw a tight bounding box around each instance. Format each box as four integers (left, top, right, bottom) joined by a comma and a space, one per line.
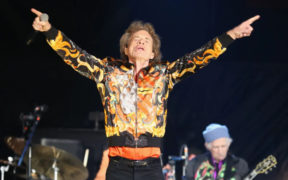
205, 137, 233, 150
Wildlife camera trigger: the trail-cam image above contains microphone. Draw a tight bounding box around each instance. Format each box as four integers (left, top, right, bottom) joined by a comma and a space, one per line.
26, 13, 49, 45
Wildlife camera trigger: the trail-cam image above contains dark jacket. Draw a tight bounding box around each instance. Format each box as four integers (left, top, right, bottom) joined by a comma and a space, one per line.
186, 152, 249, 180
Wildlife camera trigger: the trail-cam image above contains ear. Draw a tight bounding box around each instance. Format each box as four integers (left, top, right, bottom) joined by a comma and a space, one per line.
150, 52, 155, 59
124, 47, 128, 56
204, 143, 209, 150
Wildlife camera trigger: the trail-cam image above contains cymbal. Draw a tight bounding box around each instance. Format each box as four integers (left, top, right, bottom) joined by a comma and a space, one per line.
5, 136, 26, 155
16, 171, 43, 180
23, 144, 88, 180
4, 136, 88, 180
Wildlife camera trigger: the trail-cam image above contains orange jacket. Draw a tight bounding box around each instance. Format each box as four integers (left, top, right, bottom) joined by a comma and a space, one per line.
45, 27, 233, 148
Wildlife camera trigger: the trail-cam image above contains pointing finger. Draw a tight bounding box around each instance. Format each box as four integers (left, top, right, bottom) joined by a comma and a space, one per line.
31, 8, 42, 17
246, 15, 260, 25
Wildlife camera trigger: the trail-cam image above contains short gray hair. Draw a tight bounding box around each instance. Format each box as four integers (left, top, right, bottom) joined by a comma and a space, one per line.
205, 137, 233, 150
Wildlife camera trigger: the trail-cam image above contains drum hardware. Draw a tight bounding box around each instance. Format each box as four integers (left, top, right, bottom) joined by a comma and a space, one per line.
4, 105, 89, 180
0, 157, 14, 180
6, 138, 89, 180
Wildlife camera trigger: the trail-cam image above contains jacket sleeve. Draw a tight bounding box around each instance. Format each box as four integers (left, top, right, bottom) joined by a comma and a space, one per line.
186, 158, 198, 180
44, 27, 106, 83
235, 158, 249, 179
167, 33, 234, 89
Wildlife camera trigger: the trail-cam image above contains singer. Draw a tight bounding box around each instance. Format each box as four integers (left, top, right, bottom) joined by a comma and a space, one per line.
31, 8, 259, 180
185, 123, 249, 180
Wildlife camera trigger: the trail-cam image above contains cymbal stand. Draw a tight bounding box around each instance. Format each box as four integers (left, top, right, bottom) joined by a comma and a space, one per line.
0, 157, 12, 180
17, 114, 41, 180
0, 165, 8, 180
52, 159, 59, 180
51, 148, 60, 180
0, 157, 13, 180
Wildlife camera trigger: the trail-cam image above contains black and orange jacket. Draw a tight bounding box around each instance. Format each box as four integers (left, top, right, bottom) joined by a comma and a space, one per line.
44, 27, 233, 148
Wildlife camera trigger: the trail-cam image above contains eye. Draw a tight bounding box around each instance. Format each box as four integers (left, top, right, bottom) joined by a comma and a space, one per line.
131, 37, 139, 42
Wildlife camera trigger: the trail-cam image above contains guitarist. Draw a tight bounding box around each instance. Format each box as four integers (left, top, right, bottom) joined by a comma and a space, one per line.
185, 123, 249, 180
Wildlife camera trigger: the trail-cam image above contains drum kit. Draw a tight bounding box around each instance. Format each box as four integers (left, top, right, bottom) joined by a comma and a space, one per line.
1, 137, 89, 180
0, 105, 89, 180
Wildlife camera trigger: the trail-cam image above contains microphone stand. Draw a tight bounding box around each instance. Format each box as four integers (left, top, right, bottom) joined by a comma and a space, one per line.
180, 144, 188, 180
17, 114, 41, 180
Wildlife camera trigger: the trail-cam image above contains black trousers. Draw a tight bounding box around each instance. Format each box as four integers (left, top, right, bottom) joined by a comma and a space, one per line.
106, 157, 165, 180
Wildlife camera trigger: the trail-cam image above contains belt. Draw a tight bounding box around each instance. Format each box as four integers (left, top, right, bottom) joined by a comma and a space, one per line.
109, 156, 160, 167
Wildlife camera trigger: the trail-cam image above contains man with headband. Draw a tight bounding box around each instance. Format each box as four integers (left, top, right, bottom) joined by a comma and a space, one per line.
186, 123, 249, 180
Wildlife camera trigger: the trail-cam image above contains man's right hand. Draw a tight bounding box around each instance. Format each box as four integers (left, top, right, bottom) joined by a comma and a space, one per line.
31, 8, 51, 32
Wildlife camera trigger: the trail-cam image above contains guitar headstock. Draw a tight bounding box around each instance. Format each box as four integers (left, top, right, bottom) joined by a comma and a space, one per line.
254, 155, 277, 175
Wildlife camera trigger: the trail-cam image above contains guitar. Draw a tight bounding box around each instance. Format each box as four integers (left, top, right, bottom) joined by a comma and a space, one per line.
244, 155, 277, 180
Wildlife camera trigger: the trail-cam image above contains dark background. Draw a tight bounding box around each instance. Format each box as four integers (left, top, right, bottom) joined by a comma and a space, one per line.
1, 0, 288, 179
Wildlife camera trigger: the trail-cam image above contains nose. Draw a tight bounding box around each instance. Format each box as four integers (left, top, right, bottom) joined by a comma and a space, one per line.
137, 39, 144, 45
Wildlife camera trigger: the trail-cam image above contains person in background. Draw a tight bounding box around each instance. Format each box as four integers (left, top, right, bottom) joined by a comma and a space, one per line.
94, 148, 109, 180
185, 123, 249, 180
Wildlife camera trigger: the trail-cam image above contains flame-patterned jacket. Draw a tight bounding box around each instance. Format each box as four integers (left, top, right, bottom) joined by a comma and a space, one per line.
44, 27, 233, 148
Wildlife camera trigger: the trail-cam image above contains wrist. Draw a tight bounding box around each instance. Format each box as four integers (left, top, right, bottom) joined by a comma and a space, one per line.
226, 30, 237, 40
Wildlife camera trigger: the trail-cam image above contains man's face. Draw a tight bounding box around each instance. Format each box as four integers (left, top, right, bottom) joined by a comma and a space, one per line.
207, 137, 230, 162
125, 30, 154, 63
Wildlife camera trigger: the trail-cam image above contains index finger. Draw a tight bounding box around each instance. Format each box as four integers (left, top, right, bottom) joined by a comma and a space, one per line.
31, 8, 42, 16
246, 15, 260, 25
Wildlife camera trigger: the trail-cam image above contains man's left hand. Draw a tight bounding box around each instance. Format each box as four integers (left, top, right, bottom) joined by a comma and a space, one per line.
227, 15, 260, 40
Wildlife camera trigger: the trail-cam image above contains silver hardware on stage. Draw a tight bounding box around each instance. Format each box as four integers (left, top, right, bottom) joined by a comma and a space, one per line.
0, 157, 13, 180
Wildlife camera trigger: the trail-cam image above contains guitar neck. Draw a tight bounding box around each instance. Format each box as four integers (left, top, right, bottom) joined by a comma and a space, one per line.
244, 170, 258, 180
244, 155, 277, 180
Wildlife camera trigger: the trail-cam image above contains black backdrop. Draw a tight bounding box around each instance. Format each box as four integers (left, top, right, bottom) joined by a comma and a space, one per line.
1, 0, 288, 179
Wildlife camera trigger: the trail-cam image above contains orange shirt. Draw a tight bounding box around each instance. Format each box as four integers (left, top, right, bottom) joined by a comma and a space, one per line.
109, 146, 161, 160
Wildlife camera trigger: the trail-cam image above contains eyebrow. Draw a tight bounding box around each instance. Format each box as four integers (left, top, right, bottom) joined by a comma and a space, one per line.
133, 35, 152, 41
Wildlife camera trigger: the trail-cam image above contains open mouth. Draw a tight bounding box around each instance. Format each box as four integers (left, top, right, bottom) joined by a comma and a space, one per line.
136, 46, 144, 51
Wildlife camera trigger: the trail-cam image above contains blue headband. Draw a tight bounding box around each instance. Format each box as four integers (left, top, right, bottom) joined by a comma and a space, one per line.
202, 123, 230, 143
